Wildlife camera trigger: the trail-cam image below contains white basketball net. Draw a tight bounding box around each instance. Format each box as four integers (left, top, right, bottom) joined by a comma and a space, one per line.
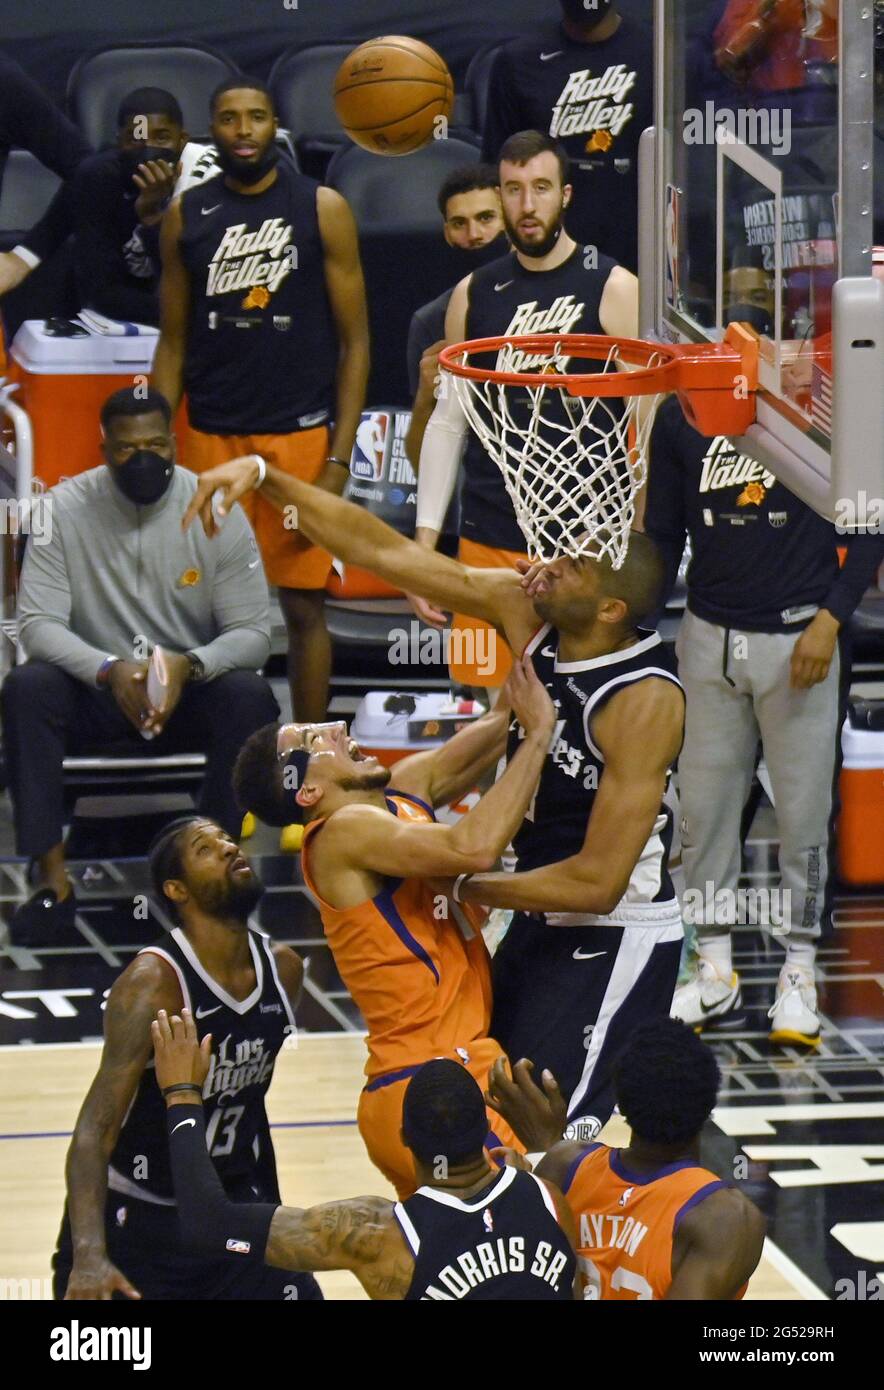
446, 340, 664, 570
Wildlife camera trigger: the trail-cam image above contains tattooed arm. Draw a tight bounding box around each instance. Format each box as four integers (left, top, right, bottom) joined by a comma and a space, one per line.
155, 1009, 414, 1298
64, 953, 183, 1299
265, 1199, 415, 1300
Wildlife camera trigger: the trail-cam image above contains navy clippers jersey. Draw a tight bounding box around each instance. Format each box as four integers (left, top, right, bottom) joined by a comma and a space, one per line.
461, 245, 620, 552
395, 1165, 575, 1301
109, 927, 296, 1206
508, 624, 684, 924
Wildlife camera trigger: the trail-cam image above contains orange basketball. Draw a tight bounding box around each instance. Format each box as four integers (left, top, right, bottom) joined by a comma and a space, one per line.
333, 36, 454, 157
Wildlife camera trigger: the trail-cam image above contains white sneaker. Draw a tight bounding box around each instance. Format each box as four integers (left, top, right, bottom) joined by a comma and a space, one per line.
671, 960, 742, 1030
768, 967, 821, 1047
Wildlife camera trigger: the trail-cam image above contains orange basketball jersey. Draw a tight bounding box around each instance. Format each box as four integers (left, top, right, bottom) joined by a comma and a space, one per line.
562, 1144, 745, 1301
300, 790, 494, 1079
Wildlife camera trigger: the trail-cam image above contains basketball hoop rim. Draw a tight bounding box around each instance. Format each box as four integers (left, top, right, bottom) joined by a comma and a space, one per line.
438, 326, 761, 401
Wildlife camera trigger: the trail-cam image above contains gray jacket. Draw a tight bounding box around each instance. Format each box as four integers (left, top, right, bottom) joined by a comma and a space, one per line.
18, 465, 271, 685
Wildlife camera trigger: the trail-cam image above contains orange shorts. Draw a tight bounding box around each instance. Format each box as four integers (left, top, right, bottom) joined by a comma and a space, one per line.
182, 424, 333, 589
451, 538, 528, 687
357, 1039, 524, 1199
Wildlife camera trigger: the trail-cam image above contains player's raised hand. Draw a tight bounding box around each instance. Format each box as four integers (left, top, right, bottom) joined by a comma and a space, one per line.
502, 656, 556, 736
65, 1255, 142, 1301
151, 1007, 212, 1093
405, 590, 449, 629
181, 456, 265, 537
485, 1056, 567, 1152
132, 157, 176, 223
516, 556, 555, 599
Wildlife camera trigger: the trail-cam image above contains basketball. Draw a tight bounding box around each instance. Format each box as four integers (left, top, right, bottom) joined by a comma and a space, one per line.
333, 36, 455, 156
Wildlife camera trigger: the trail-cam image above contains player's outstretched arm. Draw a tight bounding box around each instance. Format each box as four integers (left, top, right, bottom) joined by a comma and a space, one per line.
181, 455, 537, 651
316, 186, 370, 484
151, 198, 189, 416
154, 1010, 413, 1299
324, 658, 556, 879
64, 954, 183, 1300
413, 274, 471, 554
264, 1200, 415, 1300
459, 677, 685, 914
667, 1187, 766, 1300
392, 672, 513, 809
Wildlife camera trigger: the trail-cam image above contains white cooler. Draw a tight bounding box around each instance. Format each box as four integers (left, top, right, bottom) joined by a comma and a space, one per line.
838, 720, 884, 885
351, 691, 484, 823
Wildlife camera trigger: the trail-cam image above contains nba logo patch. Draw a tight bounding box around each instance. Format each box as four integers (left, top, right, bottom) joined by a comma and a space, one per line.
226, 1237, 251, 1255
351, 411, 390, 481
483, 1208, 494, 1232
618, 1187, 634, 1208
115, 1206, 127, 1227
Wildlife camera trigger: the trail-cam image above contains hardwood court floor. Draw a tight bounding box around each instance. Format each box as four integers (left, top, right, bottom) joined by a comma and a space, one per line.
0, 1034, 806, 1301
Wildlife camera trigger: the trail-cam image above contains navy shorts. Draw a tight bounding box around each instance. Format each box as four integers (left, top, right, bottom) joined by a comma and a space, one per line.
491, 913, 682, 1136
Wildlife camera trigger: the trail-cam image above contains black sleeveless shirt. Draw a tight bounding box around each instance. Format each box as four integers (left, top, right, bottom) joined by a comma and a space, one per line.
461, 245, 619, 551
395, 1165, 575, 1301
108, 927, 296, 1206
179, 164, 337, 435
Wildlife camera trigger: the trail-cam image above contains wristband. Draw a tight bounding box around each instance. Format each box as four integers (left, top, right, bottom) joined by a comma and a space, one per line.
249, 454, 267, 488
452, 873, 473, 904
162, 1082, 203, 1098
96, 655, 121, 687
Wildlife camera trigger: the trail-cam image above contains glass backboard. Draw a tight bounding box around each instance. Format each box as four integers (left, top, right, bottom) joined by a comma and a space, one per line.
641, 0, 884, 526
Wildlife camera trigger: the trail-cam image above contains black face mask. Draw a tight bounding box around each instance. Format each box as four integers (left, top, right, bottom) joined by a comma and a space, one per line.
111, 450, 174, 505
725, 303, 774, 337
560, 0, 614, 29
216, 140, 280, 186
121, 145, 177, 181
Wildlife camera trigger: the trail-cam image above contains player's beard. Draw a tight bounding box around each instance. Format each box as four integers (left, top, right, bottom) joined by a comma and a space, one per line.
216, 140, 279, 186
503, 203, 565, 259
339, 765, 392, 793
196, 870, 265, 923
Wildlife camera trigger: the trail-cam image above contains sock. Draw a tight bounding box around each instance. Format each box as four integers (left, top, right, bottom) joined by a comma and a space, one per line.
698, 934, 733, 979
784, 939, 816, 974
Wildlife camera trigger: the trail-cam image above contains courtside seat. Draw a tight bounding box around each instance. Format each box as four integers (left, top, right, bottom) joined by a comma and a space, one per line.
325, 137, 481, 234
0, 152, 61, 251
269, 42, 360, 178
66, 41, 238, 148
464, 43, 505, 144
325, 140, 482, 401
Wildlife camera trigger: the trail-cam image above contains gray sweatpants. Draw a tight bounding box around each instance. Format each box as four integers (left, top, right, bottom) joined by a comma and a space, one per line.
675, 609, 841, 943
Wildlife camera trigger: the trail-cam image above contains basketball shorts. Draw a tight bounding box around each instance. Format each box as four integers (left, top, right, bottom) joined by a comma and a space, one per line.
357, 1037, 524, 1199
183, 424, 332, 590
451, 539, 527, 688
52, 1192, 323, 1301
491, 914, 683, 1139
